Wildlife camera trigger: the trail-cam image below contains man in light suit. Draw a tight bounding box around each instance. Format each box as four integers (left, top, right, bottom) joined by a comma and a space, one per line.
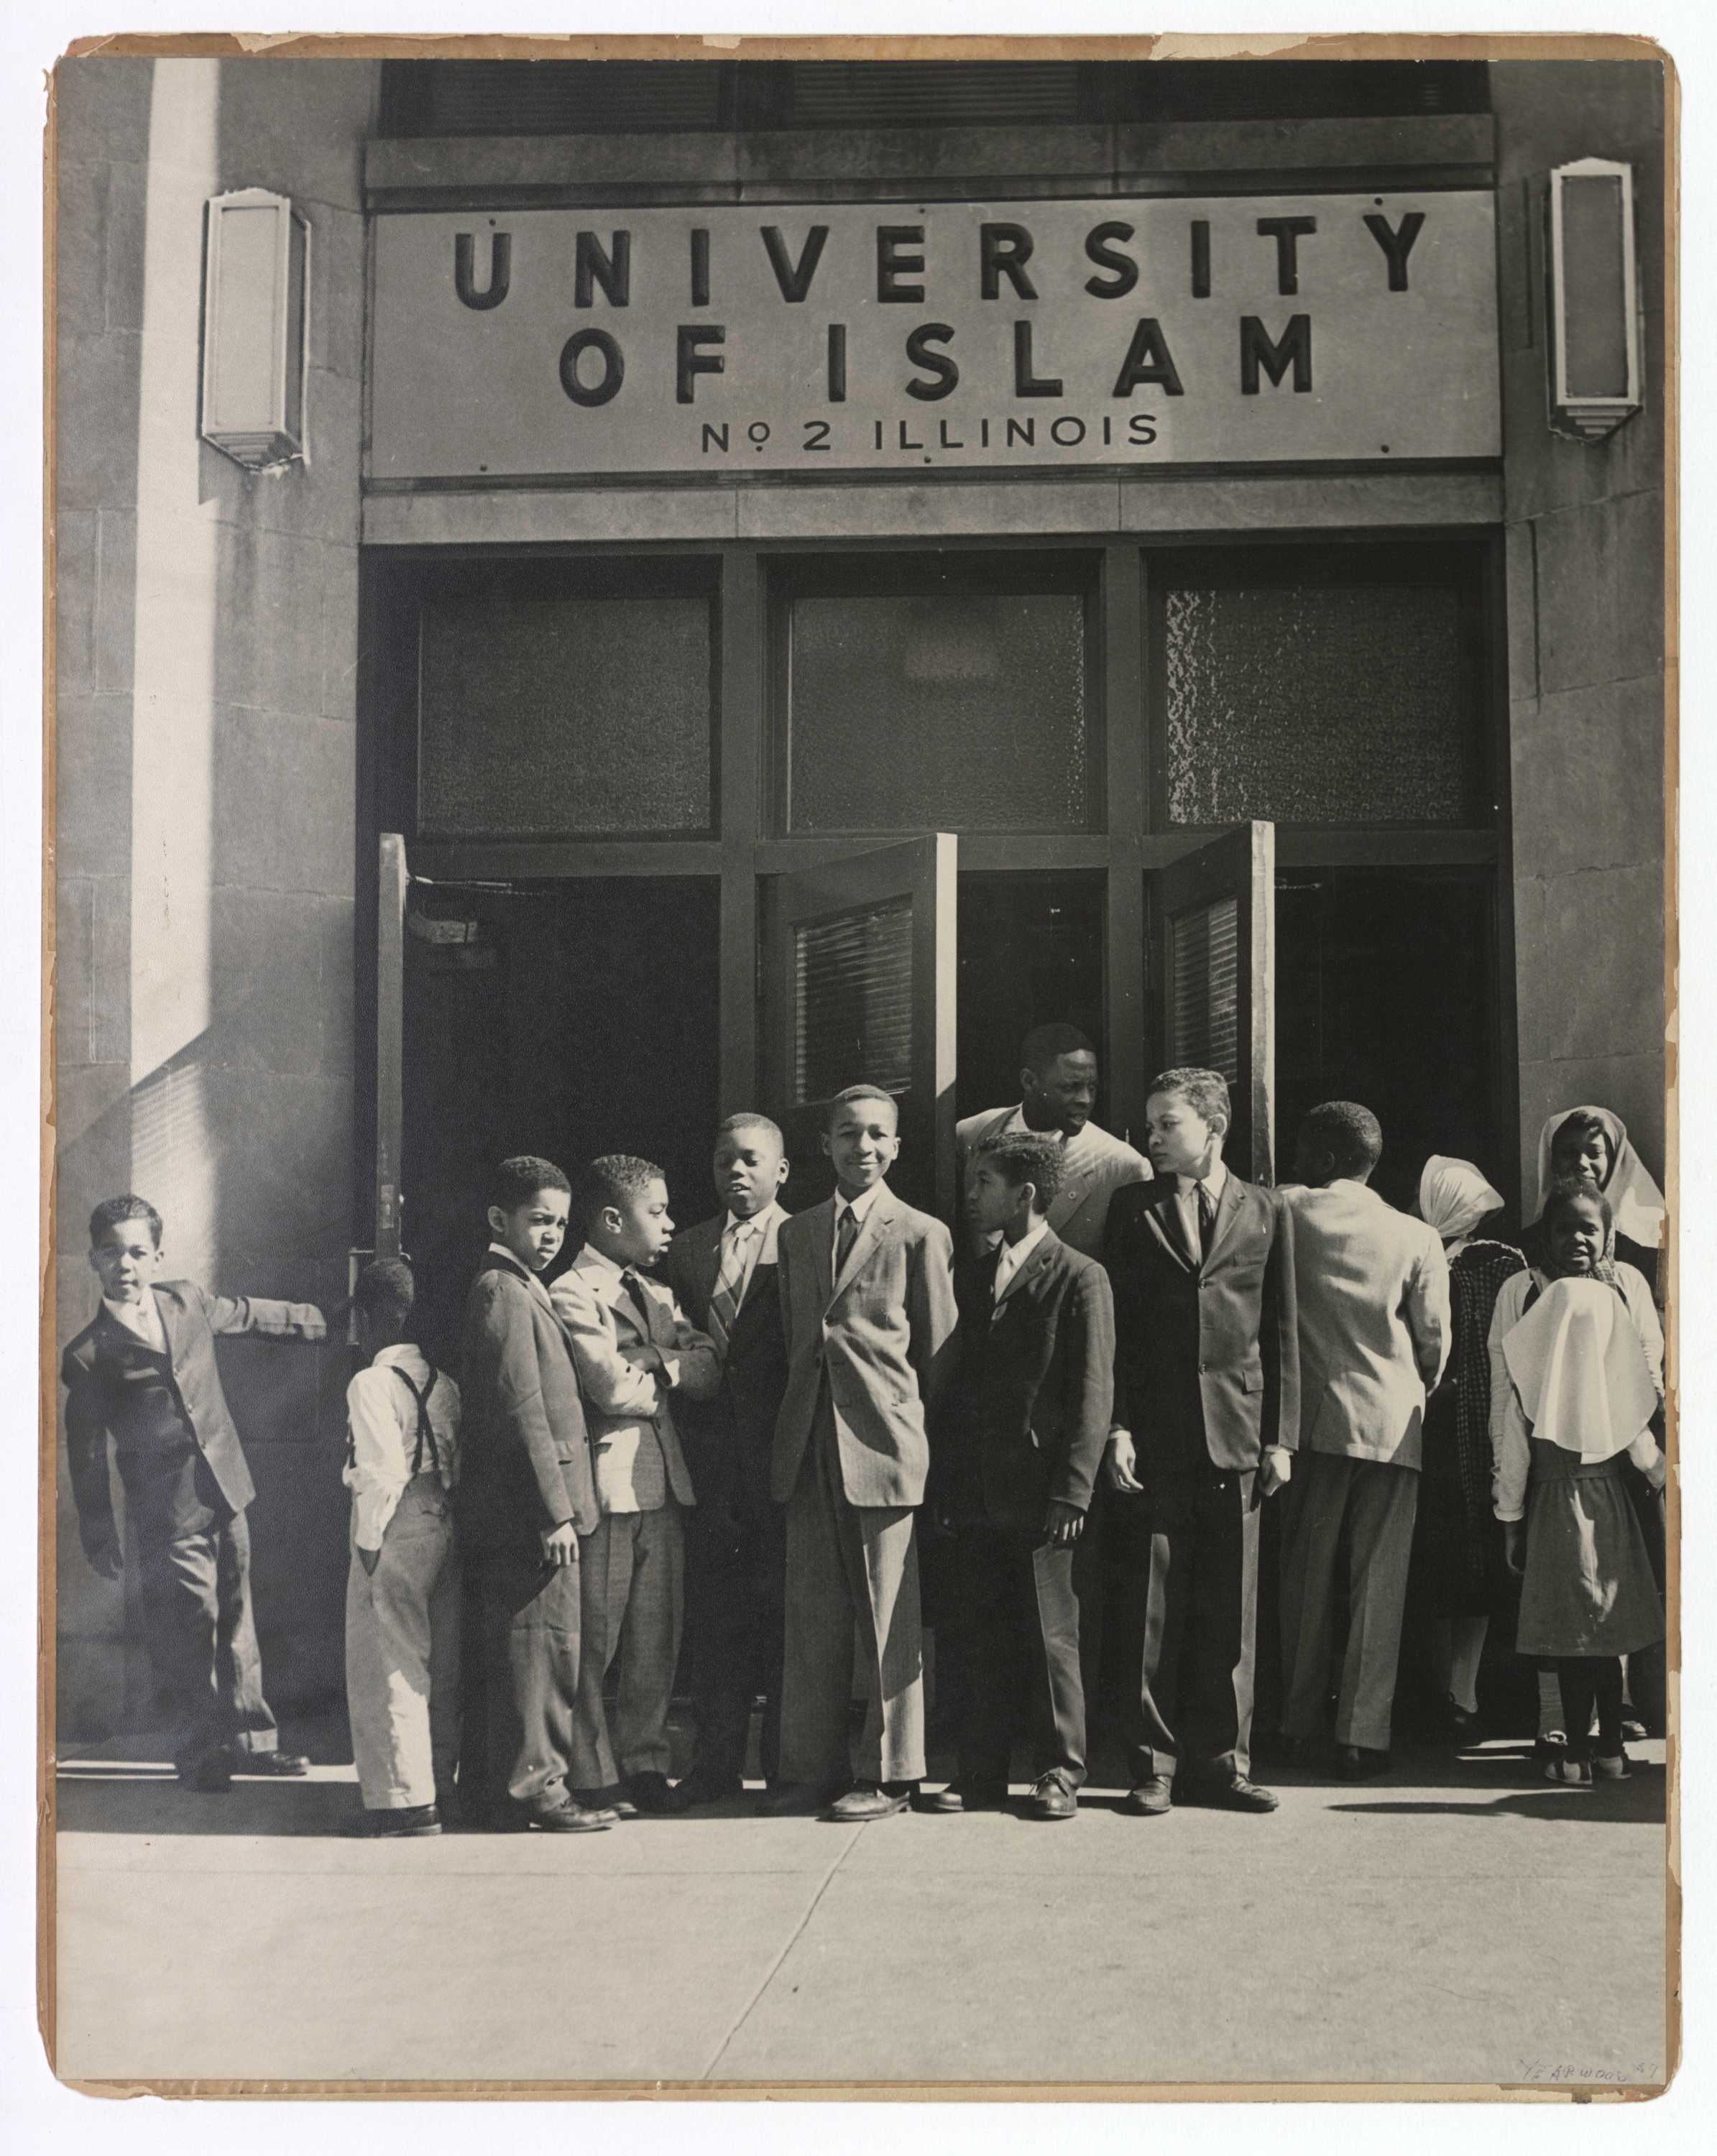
1276, 1102, 1450, 1779
552, 1156, 720, 1815
1103, 1068, 1300, 1815
768, 1084, 959, 1821
956, 1022, 1151, 1262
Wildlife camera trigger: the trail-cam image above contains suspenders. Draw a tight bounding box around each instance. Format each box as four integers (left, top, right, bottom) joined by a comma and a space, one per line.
344, 1363, 443, 1479
393, 1365, 443, 1478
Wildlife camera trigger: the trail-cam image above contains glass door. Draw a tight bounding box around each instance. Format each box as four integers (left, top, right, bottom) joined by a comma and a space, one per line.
760, 835, 958, 1218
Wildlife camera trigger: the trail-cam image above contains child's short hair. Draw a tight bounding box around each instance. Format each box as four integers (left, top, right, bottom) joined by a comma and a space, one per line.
827, 1083, 898, 1130
88, 1194, 163, 1248
490, 1155, 571, 1213
1550, 1110, 1613, 1174
1542, 1172, 1613, 1235
1299, 1100, 1384, 1179
354, 1258, 415, 1336
717, 1111, 785, 1151
1146, 1067, 1231, 1135
1021, 1021, 1095, 1073
974, 1131, 1065, 1215
573, 1154, 666, 1233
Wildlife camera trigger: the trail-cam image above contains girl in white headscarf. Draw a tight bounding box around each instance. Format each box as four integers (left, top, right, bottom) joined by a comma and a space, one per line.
1532, 1107, 1665, 1289
1409, 1159, 1526, 1741
1489, 1177, 1667, 1783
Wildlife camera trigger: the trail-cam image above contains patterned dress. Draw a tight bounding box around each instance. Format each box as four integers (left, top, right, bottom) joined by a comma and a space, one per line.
1412, 1239, 1527, 1616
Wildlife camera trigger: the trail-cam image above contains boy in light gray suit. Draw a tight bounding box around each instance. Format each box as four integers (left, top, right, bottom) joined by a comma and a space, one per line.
1277, 1102, 1450, 1779
768, 1084, 959, 1822
553, 1156, 720, 1815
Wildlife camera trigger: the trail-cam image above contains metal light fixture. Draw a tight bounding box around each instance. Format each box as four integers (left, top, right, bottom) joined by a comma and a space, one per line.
200, 187, 310, 470
1547, 157, 1642, 443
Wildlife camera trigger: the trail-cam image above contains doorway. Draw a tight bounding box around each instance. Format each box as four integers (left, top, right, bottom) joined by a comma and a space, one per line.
400, 876, 720, 1368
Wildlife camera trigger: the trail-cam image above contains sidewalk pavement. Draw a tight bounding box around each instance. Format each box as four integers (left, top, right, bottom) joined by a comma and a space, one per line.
50, 1738, 1669, 2093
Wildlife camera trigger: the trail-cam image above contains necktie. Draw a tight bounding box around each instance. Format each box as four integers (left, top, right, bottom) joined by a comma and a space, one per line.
834, 1203, 859, 1277
707, 1220, 755, 1359
621, 1268, 655, 1334
1197, 1180, 1217, 1262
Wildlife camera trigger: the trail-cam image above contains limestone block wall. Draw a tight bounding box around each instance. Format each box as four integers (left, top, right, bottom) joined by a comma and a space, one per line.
53, 55, 377, 1741
1491, 60, 1669, 1217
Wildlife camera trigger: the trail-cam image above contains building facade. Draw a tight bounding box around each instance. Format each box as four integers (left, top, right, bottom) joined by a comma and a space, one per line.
52, 54, 1668, 1736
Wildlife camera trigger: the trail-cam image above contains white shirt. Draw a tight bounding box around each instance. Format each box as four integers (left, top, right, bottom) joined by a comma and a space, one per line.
720, 1202, 787, 1314
103, 1292, 166, 1353
831, 1180, 887, 1272
993, 1219, 1051, 1298
1174, 1158, 1229, 1261
344, 1343, 461, 1552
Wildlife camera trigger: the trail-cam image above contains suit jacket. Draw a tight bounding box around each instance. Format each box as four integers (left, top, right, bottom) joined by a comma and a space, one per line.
60, 1281, 326, 1549
550, 1248, 718, 1514
933, 1228, 1116, 1536
956, 1106, 1152, 1261
665, 1204, 791, 1527
458, 1250, 601, 1551
1103, 1171, 1300, 1490
773, 1185, 959, 1510
1283, 1180, 1451, 1470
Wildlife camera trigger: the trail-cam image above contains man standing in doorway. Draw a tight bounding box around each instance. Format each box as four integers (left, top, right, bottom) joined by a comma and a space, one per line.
957, 1023, 1151, 1261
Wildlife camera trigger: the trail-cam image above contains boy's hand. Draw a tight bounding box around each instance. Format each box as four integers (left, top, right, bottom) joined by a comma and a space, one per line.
359, 1546, 380, 1577
83, 1531, 124, 1582
540, 1520, 581, 1567
1103, 1429, 1144, 1494
1504, 1519, 1526, 1575
1258, 1447, 1292, 1498
1044, 1500, 1085, 1546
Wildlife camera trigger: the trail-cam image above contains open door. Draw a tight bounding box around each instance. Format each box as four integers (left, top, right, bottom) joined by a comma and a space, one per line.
1152, 821, 1276, 1184
374, 832, 408, 1261
761, 836, 958, 1221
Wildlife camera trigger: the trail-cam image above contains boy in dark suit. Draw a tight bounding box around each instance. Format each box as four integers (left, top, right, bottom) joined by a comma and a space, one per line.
664, 1112, 793, 1808
60, 1195, 325, 1791
459, 1156, 610, 1833
1102, 1069, 1300, 1816
926, 1133, 1114, 1822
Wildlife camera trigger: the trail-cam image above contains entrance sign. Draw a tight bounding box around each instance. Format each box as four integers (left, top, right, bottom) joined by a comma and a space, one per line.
369, 193, 1499, 479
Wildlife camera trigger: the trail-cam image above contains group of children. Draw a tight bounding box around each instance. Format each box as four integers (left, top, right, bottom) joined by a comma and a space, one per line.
60, 1056, 1669, 1830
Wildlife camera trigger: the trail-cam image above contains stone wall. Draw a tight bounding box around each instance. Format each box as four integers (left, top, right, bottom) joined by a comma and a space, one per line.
1492, 60, 1668, 1216
53, 56, 376, 1743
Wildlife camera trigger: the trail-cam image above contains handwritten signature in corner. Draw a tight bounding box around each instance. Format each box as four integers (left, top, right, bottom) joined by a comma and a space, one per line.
1516, 2063, 1655, 2085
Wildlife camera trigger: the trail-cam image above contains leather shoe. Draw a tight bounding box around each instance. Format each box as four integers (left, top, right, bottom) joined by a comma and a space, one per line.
757, 1779, 844, 1818
668, 1769, 743, 1810
1335, 1745, 1391, 1782
234, 1750, 310, 1777
1122, 1776, 1174, 1816
622, 1771, 681, 1816
917, 1782, 1005, 1814
1180, 1774, 1279, 1812
1026, 1772, 1079, 1822
347, 1803, 441, 1838
822, 1780, 915, 1822
574, 1786, 637, 1819
527, 1796, 612, 1833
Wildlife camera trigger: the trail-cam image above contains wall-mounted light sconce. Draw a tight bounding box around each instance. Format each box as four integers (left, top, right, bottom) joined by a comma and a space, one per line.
200, 188, 310, 471
1547, 157, 1642, 443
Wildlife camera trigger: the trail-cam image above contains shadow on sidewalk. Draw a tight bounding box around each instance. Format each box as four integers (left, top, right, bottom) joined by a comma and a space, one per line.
54, 1762, 361, 1837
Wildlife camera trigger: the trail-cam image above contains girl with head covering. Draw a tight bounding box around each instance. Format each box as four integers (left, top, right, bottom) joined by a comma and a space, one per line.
1407, 1159, 1525, 1741
1530, 1107, 1665, 1290
1488, 1176, 1667, 1782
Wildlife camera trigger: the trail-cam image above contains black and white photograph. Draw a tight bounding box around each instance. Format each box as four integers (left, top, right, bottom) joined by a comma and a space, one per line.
27, 18, 1692, 2106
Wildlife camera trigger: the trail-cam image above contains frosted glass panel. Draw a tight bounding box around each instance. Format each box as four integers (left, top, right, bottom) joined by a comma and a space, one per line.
1164, 583, 1478, 824
793, 899, 913, 1107
419, 594, 712, 836
788, 592, 1092, 831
